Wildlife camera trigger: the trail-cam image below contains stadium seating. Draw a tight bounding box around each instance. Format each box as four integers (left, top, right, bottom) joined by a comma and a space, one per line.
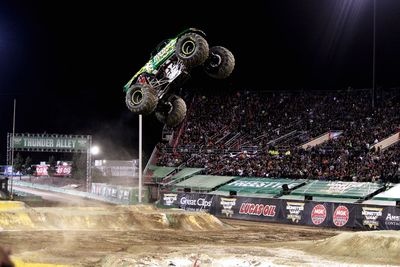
156, 89, 400, 183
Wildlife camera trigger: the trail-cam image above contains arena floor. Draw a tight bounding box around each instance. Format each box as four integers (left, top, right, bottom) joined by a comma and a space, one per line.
1, 201, 399, 267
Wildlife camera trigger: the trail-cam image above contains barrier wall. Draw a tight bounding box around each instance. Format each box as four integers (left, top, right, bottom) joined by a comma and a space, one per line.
91, 183, 146, 204
160, 192, 400, 230
11, 180, 141, 204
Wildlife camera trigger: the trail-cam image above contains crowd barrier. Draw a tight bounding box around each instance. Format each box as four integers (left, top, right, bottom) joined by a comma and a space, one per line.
11, 180, 136, 204
160, 192, 400, 230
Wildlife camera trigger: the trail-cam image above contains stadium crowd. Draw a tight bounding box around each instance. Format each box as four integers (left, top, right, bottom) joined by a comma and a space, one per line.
157, 89, 400, 183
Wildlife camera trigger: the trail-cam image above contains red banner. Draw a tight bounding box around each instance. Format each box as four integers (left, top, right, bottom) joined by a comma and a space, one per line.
35, 165, 48, 176
55, 165, 72, 177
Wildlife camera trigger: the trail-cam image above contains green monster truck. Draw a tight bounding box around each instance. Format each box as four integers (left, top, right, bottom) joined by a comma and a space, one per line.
124, 28, 235, 127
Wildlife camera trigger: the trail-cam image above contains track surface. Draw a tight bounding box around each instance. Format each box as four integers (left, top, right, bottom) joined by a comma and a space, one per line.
1, 220, 341, 266
2, 186, 396, 267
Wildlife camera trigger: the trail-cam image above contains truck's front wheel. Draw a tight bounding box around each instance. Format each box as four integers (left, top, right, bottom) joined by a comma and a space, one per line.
125, 83, 158, 115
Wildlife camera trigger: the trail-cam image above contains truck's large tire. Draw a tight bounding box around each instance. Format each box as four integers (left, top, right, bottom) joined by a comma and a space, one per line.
204, 46, 235, 79
175, 33, 209, 69
156, 95, 187, 127
125, 83, 158, 115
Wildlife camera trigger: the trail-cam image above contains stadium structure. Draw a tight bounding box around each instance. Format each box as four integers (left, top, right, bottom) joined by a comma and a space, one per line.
145, 88, 400, 230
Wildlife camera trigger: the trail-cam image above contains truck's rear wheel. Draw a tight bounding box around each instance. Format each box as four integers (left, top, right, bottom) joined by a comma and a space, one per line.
125, 83, 158, 115
176, 33, 209, 68
156, 95, 187, 127
204, 46, 235, 79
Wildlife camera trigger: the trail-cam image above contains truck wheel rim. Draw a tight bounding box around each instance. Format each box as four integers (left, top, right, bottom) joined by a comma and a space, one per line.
132, 90, 143, 105
181, 40, 196, 56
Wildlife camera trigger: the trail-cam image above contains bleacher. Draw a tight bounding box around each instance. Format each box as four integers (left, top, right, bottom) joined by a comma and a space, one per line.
362, 184, 400, 206
281, 181, 385, 203
162, 167, 204, 185
144, 165, 177, 183
212, 177, 306, 198
173, 175, 235, 193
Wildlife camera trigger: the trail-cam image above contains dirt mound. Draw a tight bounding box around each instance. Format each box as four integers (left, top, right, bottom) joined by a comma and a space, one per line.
164, 212, 226, 231
0, 201, 27, 210
304, 230, 400, 265
0, 205, 227, 231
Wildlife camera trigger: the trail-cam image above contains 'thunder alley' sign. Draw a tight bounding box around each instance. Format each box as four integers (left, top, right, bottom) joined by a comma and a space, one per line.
10, 134, 90, 152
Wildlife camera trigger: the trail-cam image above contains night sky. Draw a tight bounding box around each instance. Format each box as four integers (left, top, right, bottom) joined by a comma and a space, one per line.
1, 0, 400, 164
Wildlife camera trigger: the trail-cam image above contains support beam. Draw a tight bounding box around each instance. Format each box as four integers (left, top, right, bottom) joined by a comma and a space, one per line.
139, 114, 143, 203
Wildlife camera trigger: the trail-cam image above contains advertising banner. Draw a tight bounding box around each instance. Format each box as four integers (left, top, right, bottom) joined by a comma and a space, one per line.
283, 201, 358, 228
159, 192, 400, 230
160, 192, 216, 213
35, 165, 49, 176
282, 201, 307, 225
217, 178, 305, 195
328, 202, 358, 228
11, 134, 90, 152
91, 183, 132, 202
381, 207, 400, 230
215, 196, 283, 222
355, 205, 400, 230
55, 165, 72, 177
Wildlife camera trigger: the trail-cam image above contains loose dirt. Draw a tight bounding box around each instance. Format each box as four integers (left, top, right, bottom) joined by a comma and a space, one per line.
0, 202, 398, 266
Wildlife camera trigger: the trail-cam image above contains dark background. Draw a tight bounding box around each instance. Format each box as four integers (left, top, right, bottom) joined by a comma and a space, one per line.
1, 0, 400, 163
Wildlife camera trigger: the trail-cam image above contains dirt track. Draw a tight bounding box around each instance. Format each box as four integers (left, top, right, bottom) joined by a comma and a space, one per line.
1, 220, 340, 266
0, 202, 341, 267
1, 203, 398, 266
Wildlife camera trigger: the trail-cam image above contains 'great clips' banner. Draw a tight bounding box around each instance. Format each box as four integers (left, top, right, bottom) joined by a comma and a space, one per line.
161, 192, 217, 213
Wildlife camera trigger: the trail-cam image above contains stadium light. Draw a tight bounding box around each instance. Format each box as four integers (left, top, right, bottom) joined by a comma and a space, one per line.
90, 146, 100, 155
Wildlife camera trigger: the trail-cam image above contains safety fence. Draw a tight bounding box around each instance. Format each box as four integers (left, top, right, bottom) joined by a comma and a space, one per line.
11, 180, 142, 204
160, 192, 400, 230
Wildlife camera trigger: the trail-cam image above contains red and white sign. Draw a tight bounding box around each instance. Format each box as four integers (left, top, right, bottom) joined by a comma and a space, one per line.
239, 203, 276, 217
35, 165, 49, 176
55, 165, 72, 176
333, 205, 349, 227
311, 204, 327, 225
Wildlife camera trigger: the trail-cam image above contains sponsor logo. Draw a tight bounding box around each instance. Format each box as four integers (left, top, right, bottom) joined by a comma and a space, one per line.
13, 137, 23, 145
239, 203, 276, 217
333, 205, 349, 227
220, 198, 236, 217
311, 204, 327, 225
228, 180, 299, 189
361, 207, 383, 229
286, 202, 305, 223
326, 181, 364, 194
385, 213, 400, 226
163, 193, 178, 206
179, 197, 212, 208
77, 139, 87, 146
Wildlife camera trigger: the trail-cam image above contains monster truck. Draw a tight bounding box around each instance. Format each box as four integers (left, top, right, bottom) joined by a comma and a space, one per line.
124, 28, 235, 127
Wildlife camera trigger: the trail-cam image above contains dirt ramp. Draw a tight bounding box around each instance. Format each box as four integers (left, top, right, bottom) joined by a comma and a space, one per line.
164, 212, 226, 231
0, 201, 27, 211
0, 205, 227, 231
304, 230, 400, 265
